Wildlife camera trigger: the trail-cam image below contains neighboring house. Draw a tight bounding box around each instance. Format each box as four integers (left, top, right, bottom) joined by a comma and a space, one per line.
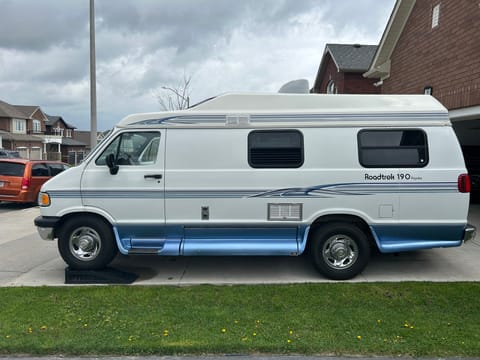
44, 114, 87, 164
74, 130, 110, 154
311, 43, 380, 94
364, 0, 480, 197
0, 99, 87, 164
0, 100, 44, 159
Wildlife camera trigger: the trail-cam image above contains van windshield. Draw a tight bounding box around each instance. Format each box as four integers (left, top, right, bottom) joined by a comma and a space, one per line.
0, 162, 25, 177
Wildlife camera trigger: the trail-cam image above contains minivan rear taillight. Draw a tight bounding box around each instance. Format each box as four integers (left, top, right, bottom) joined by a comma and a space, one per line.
21, 177, 31, 190
458, 174, 471, 193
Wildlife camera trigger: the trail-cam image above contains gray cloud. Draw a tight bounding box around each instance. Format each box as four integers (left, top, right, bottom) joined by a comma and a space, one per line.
0, 0, 395, 130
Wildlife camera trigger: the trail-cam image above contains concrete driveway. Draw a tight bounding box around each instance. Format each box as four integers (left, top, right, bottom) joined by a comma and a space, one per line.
1, 203, 479, 286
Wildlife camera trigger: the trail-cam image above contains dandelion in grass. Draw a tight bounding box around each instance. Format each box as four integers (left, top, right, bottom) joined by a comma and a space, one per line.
221, 328, 227, 334
40, 325, 47, 331
356, 335, 362, 340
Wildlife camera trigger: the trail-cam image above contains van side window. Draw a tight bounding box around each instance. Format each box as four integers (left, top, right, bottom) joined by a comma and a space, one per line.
96, 132, 161, 166
358, 129, 428, 168
248, 130, 304, 168
32, 163, 50, 177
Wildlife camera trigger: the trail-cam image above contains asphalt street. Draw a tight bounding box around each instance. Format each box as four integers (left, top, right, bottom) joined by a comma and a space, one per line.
1, 202, 480, 286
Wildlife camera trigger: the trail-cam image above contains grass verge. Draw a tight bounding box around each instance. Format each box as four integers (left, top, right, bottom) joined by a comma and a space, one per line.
0, 282, 479, 356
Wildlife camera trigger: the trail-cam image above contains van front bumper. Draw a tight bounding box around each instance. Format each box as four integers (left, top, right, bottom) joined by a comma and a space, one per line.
34, 216, 61, 241
464, 224, 476, 243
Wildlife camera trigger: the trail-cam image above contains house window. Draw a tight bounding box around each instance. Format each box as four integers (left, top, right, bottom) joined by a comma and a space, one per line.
12, 119, 26, 134
248, 130, 304, 168
358, 129, 428, 168
326, 80, 337, 94
54, 127, 64, 137
432, 4, 440, 28
32, 120, 42, 133
65, 129, 72, 138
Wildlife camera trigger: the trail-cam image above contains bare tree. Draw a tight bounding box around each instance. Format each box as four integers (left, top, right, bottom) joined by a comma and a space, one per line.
154, 73, 192, 111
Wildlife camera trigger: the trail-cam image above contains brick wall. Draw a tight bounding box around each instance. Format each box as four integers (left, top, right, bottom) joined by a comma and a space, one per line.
313, 53, 344, 93
382, 0, 480, 110
344, 73, 380, 94
313, 53, 380, 94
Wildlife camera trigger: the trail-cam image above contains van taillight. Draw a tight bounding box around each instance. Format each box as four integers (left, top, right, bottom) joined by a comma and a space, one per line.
21, 178, 30, 190
458, 174, 471, 193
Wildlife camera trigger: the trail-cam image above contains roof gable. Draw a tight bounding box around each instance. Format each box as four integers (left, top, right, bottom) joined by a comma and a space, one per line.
45, 114, 76, 129
326, 44, 378, 72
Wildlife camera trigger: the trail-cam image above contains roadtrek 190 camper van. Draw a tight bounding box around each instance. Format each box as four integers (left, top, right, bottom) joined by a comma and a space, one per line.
34, 93, 476, 280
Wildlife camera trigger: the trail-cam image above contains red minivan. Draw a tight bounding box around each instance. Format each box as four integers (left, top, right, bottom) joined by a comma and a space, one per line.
0, 159, 69, 204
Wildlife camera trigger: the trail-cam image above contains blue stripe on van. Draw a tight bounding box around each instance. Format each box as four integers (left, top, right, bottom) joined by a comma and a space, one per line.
47, 181, 458, 200
131, 112, 448, 126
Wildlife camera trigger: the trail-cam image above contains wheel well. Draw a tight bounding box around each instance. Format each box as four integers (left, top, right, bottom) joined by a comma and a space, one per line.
309, 214, 376, 249
54, 212, 113, 239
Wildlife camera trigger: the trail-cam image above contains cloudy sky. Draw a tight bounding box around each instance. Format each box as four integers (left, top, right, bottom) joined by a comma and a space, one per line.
0, 0, 395, 130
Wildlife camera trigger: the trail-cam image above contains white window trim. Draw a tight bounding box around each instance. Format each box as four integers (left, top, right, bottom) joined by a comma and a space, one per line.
32, 120, 42, 133
12, 118, 26, 134
326, 80, 337, 94
432, 4, 440, 28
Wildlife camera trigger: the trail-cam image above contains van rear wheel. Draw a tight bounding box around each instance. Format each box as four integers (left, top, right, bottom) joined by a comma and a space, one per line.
58, 216, 117, 270
310, 222, 370, 280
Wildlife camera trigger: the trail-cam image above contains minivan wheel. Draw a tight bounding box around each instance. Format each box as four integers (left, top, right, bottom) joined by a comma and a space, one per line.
58, 215, 117, 270
310, 222, 370, 280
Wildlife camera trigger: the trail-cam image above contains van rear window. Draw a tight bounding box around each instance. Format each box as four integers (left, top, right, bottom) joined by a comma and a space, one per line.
358, 129, 428, 168
248, 130, 304, 168
0, 162, 25, 176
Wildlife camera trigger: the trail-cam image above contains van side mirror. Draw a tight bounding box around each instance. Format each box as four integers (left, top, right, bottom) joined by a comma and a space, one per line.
106, 153, 119, 175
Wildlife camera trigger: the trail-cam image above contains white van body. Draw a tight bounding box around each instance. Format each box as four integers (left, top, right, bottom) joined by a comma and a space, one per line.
34, 93, 475, 279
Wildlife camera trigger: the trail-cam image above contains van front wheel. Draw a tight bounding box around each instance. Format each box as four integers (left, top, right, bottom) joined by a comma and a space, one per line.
58, 216, 117, 270
310, 223, 370, 280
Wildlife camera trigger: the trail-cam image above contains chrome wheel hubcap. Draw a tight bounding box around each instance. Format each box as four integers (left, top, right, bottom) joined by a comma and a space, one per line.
322, 234, 358, 270
69, 227, 101, 261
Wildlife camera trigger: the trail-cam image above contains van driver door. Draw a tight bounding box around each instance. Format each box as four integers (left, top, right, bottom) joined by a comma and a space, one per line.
81, 130, 166, 250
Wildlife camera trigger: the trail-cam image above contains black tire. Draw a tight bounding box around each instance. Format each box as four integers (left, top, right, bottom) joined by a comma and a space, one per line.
310, 222, 371, 280
57, 215, 117, 270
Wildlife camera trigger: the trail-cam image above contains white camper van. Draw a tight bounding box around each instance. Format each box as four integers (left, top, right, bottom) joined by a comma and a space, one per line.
34, 93, 475, 280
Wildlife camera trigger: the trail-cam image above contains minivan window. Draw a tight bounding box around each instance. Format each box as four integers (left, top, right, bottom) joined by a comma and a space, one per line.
96, 132, 161, 166
358, 129, 428, 168
0, 162, 25, 176
248, 130, 304, 168
49, 163, 68, 176
32, 163, 50, 177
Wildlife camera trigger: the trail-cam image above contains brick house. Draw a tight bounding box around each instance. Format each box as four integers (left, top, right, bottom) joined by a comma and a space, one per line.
311, 43, 381, 94
0, 100, 44, 159
44, 114, 87, 164
0, 99, 87, 164
364, 0, 480, 196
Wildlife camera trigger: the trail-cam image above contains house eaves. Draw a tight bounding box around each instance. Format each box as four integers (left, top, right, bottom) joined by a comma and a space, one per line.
0, 100, 29, 119
364, 0, 416, 80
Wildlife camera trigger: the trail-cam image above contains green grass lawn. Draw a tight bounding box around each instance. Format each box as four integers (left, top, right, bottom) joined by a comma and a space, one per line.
0, 282, 479, 356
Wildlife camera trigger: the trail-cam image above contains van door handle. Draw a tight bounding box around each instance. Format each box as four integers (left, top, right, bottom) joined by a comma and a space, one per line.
144, 174, 163, 179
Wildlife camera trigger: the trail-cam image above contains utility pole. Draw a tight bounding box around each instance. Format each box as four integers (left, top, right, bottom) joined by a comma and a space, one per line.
89, 0, 97, 149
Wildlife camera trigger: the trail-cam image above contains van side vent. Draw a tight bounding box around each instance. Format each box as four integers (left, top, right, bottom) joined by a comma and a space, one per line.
226, 114, 250, 126
268, 203, 302, 221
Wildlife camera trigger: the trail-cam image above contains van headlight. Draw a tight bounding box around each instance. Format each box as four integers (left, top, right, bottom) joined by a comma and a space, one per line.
38, 192, 51, 207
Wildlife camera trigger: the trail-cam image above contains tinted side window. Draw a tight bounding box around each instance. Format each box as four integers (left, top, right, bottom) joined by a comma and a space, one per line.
96, 132, 161, 166
32, 163, 50, 177
248, 130, 304, 168
358, 129, 428, 168
48, 163, 67, 176
0, 162, 25, 176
